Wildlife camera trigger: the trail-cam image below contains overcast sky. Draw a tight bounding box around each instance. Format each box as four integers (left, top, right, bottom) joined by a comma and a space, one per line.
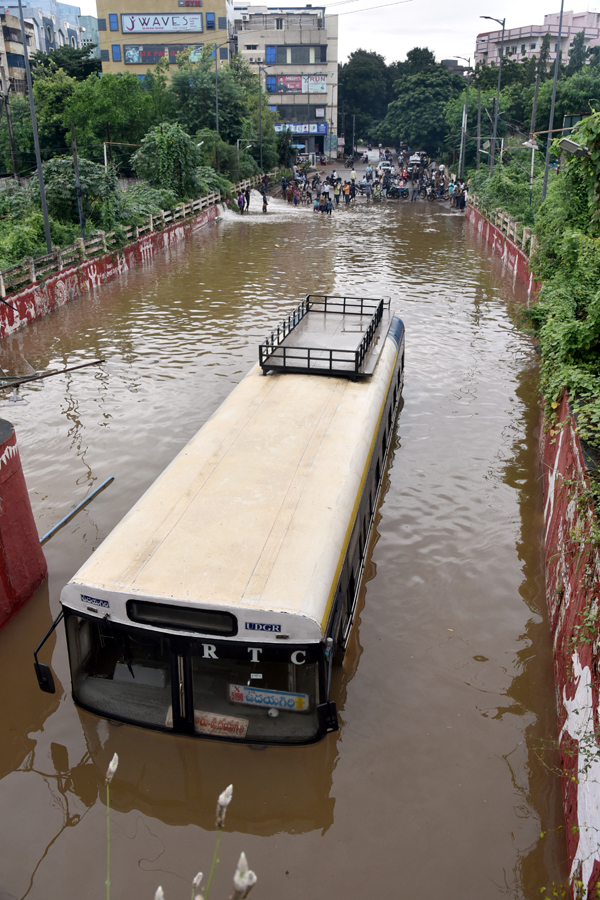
76, 0, 592, 65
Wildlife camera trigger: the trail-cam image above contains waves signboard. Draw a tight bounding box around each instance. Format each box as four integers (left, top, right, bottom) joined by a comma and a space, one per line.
121, 13, 203, 32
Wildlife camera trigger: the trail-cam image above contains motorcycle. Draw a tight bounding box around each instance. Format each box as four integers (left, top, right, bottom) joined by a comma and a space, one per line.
345, 156, 354, 168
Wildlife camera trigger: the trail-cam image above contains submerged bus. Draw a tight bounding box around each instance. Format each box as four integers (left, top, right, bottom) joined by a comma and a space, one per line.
35, 295, 405, 745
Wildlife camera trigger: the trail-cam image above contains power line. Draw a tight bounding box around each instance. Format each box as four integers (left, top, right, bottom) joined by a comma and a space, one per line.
336, 0, 413, 15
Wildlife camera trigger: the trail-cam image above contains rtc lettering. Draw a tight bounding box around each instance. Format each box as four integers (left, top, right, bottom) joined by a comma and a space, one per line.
202, 643, 217, 659
291, 650, 306, 665
248, 647, 263, 663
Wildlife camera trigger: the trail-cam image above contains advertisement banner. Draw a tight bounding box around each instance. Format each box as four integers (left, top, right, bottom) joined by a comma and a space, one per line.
274, 74, 327, 94
121, 13, 203, 33
124, 43, 203, 63
274, 122, 328, 134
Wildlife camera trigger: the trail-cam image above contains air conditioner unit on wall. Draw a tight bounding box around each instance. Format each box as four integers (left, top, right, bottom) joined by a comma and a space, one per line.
256, 56, 262, 61
242, 14, 249, 20
249, 56, 254, 61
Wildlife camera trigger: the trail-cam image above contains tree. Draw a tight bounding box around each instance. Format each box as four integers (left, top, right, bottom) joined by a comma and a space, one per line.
567, 31, 587, 75
338, 49, 393, 140
32, 68, 76, 156
130, 122, 203, 198
30, 45, 101, 80
169, 47, 246, 144
378, 66, 463, 154
538, 33, 552, 77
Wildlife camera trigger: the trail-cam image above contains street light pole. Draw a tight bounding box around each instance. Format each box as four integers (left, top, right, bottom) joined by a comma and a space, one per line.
17, 0, 52, 252
213, 40, 229, 173
456, 56, 471, 179
542, 0, 565, 200
481, 15, 506, 174
257, 63, 271, 171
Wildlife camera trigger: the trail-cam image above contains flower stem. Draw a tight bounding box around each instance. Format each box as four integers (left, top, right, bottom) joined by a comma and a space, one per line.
204, 829, 222, 900
106, 783, 111, 900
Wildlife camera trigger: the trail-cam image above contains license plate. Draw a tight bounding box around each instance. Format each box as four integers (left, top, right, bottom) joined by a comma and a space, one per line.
228, 683, 309, 711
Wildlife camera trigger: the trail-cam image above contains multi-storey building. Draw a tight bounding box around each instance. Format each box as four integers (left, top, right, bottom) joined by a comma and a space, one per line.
233, 4, 338, 156
5, 0, 82, 53
96, 0, 234, 76
79, 14, 101, 57
475, 9, 600, 67
0, 11, 36, 94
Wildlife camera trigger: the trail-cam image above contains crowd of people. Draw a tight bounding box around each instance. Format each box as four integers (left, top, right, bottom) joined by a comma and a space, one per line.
235, 151, 469, 217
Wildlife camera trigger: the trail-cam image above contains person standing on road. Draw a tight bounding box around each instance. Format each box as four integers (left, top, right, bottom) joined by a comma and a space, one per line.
334, 180, 341, 205
326, 198, 333, 215
262, 192, 268, 213
245, 187, 251, 210
343, 181, 351, 205
237, 191, 245, 214
350, 167, 356, 184
364, 180, 372, 202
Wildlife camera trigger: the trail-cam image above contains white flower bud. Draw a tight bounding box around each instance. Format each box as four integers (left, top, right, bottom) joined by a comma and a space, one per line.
233, 852, 257, 897
154, 888, 164, 900
192, 872, 203, 889
105, 752, 119, 785
216, 783, 233, 828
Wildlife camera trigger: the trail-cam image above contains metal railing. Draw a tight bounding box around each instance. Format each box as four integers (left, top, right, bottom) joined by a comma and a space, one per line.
468, 193, 538, 257
259, 294, 385, 378
0, 172, 274, 301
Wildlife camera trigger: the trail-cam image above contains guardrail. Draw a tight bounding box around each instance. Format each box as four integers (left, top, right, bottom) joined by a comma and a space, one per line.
0, 173, 272, 300
468, 193, 538, 257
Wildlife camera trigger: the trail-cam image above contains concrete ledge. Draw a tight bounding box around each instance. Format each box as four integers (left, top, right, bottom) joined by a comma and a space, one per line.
0, 202, 219, 341
465, 204, 541, 296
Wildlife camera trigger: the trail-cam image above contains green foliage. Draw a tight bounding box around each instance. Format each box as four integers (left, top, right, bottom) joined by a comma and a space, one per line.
567, 31, 587, 76
469, 159, 544, 226
29, 155, 111, 226
170, 47, 246, 144
30, 45, 101, 80
338, 49, 394, 140
378, 65, 464, 155
131, 122, 203, 198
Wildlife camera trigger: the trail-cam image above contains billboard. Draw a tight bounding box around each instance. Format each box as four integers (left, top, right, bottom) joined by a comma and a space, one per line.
121, 13, 203, 32
273, 74, 327, 94
274, 123, 328, 134
124, 43, 204, 64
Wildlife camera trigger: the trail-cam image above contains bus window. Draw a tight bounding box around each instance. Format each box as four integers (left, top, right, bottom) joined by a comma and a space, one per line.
67, 614, 173, 728
376, 460, 381, 484
190, 642, 320, 742
382, 430, 387, 458
369, 490, 373, 517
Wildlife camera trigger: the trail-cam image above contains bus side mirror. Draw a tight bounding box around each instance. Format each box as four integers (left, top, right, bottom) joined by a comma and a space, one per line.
34, 661, 56, 694
317, 701, 338, 734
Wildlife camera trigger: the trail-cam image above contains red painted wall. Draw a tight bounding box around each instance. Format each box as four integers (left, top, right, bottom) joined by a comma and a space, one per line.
466, 205, 542, 295
0, 420, 47, 627
0, 204, 219, 341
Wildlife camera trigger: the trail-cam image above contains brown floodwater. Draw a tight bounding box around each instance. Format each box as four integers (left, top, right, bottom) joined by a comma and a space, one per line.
0, 194, 567, 900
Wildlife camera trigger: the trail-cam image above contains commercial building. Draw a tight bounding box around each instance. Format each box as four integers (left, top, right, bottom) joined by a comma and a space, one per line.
79, 14, 100, 57
0, 11, 36, 93
475, 10, 600, 67
5, 0, 83, 53
233, 4, 338, 156
96, 0, 234, 76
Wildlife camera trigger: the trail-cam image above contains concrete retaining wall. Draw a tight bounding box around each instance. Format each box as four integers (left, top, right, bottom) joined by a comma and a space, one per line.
542, 392, 600, 898
0, 203, 219, 341
466, 204, 541, 295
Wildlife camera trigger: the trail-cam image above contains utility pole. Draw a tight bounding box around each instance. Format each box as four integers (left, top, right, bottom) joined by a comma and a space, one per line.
528, 74, 540, 205
71, 121, 86, 240
352, 113, 355, 157
17, 0, 51, 252
481, 15, 506, 174
214, 42, 229, 173
457, 56, 471, 179
542, 0, 564, 200
106, 122, 113, 163
476, 86, 481, 170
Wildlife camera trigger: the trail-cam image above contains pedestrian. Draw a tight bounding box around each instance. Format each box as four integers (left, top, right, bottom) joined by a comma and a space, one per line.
448, 181, 455, 204
343, 181, 351, 205
461, 188, 468, 211
350, 180, 356, 201
350, 167, 356, 184
364, 180, 372, 202
326, 198, 333, 215
245, 187, 250, 210
313, 197, 320, 212
411, 180, 418, 201
262, 192, 268, 213
334, 181, 341, 205
237, 191, 245, 214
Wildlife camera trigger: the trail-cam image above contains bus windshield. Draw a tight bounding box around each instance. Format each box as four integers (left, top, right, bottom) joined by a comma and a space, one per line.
66, 613, 323, 743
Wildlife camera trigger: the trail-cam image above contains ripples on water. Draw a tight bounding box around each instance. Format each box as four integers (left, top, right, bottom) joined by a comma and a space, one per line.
0, 193, 566, 900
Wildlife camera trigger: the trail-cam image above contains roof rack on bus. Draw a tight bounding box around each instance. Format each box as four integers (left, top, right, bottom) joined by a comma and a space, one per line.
258, 294, 391, 379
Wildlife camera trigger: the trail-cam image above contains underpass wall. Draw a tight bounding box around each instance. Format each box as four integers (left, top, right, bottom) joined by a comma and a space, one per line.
466, 204, 600, 898
0, 203, 219, 341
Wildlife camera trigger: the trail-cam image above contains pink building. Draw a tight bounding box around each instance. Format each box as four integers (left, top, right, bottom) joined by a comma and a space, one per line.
475, 10, 600, 67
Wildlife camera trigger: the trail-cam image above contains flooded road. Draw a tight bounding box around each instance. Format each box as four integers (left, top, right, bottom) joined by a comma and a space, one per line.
0, 194, 566, 899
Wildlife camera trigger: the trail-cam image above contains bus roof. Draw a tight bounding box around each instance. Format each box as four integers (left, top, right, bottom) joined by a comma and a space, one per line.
63, 332, 399, 642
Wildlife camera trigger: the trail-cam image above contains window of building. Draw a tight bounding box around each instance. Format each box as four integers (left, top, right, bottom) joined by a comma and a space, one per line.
71, 35, 76, 46
109, 13, 118, 30
245, 43, 258, 49
266, 74, 277, 92
112, 43, 121, 61
218, 16, 226, 29
276, 17, 283, 28
265, 44, 276, 63
46, 23, 53, 42
521, 43, 526, 53
6, 52, 25, 68
101, 48, 109, 60
98, 18, 106, 30
554, 43, 558, 51
530, 42, 536, 49
206, 12, 215, 29
219, 45, 228, 58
